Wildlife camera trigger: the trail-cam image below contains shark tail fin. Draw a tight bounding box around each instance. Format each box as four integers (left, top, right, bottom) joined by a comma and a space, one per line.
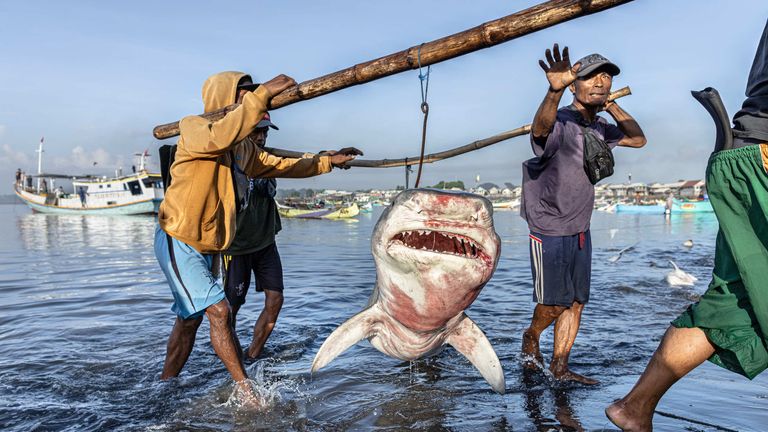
446, 314, 506, 394
311, 305, 380, 373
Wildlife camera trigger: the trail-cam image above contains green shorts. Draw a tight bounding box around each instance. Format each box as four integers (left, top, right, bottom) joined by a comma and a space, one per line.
672, 144, 768, 379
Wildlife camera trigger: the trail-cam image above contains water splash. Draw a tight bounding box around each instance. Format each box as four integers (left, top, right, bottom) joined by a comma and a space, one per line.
224, 362, 284, 411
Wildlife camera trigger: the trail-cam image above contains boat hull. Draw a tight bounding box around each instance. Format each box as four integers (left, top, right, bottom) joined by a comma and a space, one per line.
279, 203, 359, 219
19, 194, 155, 215
615, 204, 666, 214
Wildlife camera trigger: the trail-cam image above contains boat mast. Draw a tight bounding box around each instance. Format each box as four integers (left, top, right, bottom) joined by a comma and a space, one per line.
36, 137, 44, 193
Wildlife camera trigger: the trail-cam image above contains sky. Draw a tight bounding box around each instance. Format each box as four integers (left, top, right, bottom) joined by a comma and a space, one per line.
1, 0, 767, 191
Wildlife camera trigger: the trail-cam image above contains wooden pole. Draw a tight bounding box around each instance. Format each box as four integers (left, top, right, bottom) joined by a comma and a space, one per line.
153, 0, 634, 139
266, 86, 631, 168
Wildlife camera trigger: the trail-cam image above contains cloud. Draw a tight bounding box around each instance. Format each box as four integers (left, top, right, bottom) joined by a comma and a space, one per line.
48, 146, 127, 174
0, 144, 32, 167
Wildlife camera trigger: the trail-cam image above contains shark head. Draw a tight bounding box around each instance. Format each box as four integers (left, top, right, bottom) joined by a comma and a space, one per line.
370, 189, 501, 331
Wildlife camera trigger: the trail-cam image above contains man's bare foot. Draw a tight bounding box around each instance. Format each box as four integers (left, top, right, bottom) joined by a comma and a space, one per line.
522, 329, 544, 370
234, 380, 262, 409
551, 368, 599, 385
605, 399, 652, 432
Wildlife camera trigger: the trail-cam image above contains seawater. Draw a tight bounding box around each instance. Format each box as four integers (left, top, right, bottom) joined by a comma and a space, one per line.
0, 203, 766, 431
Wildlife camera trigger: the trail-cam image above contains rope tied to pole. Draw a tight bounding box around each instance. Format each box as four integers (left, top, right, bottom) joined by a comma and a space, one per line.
414, 43, 430, 188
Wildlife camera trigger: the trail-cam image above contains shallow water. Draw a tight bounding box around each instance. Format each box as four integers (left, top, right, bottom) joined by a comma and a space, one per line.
0, 203, 766, 431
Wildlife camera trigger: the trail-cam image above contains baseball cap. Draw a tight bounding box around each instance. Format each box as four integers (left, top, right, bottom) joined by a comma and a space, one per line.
257, 112, 279, 130
575, 53, 620, 78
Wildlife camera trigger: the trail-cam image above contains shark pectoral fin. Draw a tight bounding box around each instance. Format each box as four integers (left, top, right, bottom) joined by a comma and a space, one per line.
446, 314, 506, 394
311, 306, 380, 373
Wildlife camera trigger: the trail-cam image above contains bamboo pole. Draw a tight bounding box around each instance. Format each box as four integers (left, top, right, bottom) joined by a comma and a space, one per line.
266, 86, 631, 168
153, 0, 634, 139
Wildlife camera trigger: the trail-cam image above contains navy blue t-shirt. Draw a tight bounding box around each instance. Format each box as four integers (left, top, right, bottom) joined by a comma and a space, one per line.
521, 106, 624, 236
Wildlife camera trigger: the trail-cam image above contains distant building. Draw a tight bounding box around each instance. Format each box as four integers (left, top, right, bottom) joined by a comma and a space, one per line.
679, 180, 706, 198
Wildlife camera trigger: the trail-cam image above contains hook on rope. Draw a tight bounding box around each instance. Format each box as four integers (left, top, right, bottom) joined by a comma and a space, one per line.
414, 44, 431, 188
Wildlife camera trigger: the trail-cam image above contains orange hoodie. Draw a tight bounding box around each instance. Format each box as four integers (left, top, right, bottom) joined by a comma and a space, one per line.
159, 71, 332, 253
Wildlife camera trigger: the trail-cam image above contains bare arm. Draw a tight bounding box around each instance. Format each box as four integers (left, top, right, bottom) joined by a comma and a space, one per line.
605, 102, 647, 148
531, 44, 581, 142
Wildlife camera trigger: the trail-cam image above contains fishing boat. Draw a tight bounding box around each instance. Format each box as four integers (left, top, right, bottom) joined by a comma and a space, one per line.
359, 202, 373, 213
615, 203, 666, 214
492, 199, 520, 210
673, 199, 713, 213
13, 145, 163, 215
278, 202, 360, 219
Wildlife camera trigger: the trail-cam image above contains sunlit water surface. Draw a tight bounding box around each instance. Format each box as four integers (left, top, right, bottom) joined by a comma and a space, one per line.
0, 203, 766, 431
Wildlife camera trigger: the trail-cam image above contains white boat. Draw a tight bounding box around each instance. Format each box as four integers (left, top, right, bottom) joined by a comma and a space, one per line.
13, 145, 163, 215
15, 172, 164, 215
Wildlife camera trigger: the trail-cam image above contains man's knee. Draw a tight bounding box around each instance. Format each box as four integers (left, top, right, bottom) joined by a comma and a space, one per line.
177, 315, 204, 330
546, 305, 568, 318
265, 290, 284, 313
205, 300, 232, 323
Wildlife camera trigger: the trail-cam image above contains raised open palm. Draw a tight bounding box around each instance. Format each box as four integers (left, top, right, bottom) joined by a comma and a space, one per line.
539, 43, 581, 91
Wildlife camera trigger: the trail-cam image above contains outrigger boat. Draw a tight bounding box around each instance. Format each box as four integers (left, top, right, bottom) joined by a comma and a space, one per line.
13, 145, 163, 215
278, 202, 360, 219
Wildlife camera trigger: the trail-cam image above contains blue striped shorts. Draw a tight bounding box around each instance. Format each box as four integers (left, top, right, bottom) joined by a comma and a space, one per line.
529, 230, 592, 306
154, 225, 226, 319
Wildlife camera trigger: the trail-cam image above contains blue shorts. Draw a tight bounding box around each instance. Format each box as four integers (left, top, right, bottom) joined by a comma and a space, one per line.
529, 230, 592, 306
154, 225, 226, 319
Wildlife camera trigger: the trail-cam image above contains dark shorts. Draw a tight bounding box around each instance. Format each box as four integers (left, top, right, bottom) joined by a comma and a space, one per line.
529, 230, 591, 306
223, 243, 284, 307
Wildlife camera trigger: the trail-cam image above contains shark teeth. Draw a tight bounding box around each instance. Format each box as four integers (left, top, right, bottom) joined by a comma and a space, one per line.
390, 230, 482, 258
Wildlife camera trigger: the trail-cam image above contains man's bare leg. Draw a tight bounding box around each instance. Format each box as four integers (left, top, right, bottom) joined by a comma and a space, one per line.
522, 304, 567, 369
605, 326, 715, 431
205, 299, 249, 382
246, 290, 284, 359
161, 315, 203, 379
550, 301, 597, 384
229, 303, 245, 360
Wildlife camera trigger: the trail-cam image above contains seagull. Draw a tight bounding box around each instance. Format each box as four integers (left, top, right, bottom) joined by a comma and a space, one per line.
683, 239, 694, 248
608, 243, 637, 263
666, 260, 698, 287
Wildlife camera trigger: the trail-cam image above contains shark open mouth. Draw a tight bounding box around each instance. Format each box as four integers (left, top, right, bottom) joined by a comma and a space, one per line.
390, 230, 486, 259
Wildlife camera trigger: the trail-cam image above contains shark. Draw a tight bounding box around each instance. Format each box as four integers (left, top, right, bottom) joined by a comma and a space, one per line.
311, 189, 505, 394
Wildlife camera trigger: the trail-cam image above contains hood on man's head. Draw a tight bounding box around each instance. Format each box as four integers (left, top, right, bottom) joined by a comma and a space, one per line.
201, 71, 252, 113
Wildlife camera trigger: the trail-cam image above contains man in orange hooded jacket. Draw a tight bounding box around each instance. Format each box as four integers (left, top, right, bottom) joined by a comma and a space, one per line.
154, 71, 359, 397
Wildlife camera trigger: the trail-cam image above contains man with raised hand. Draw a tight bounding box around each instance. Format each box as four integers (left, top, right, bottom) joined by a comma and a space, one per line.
520, 44, 646, 384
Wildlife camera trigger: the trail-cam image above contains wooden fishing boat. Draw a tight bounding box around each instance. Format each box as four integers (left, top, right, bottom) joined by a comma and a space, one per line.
278, 202, 360, 219
13, 146, 163, 215
615, 203, 666, 214
673, 199, 713, 213
14, 171, 163, 215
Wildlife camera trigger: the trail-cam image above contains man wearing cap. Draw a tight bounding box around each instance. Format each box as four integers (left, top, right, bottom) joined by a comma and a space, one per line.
155, 71, 360, 400
222, 111, 354, 361
520, 44, 646, 384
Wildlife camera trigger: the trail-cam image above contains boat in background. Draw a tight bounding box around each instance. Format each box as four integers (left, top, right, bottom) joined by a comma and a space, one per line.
13, 146, 163, 215
278, 202, 360, 219
615, 203, 666, 214
673, 199, 713, 213
359, 202, 373, 213
492, 199, 520, 211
